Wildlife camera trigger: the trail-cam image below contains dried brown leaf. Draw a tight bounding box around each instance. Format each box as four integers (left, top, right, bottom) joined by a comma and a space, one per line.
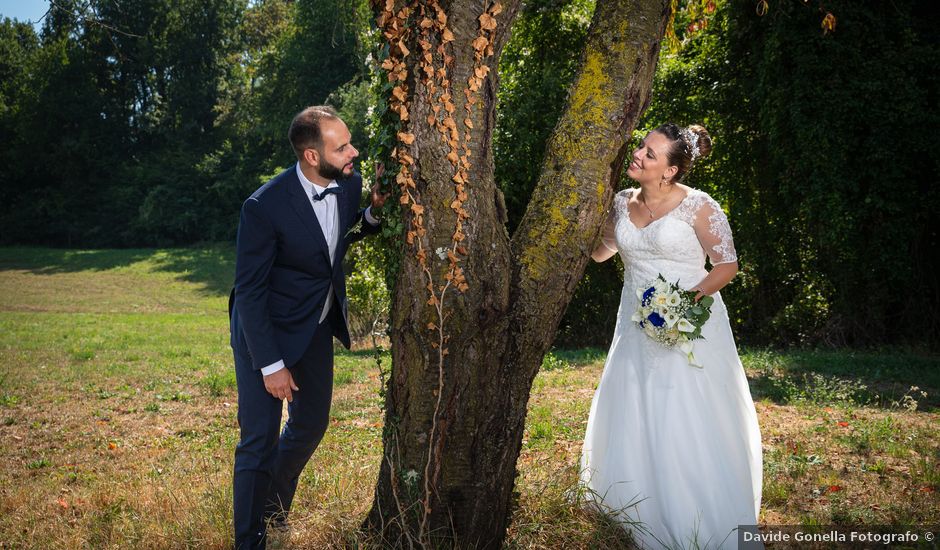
397, 39, 410, 57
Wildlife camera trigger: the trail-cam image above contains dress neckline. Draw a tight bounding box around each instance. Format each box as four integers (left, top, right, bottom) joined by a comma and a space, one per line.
625, 188, 694, 230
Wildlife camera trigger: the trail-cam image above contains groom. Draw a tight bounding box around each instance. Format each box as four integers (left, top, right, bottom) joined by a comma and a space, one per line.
229, 105, 386, 549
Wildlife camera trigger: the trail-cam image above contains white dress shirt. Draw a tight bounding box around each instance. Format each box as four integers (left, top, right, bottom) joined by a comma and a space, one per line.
260, 163, 379, 376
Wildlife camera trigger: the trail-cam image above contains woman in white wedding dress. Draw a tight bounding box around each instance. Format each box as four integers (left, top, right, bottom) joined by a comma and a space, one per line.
580, 124, 762, 549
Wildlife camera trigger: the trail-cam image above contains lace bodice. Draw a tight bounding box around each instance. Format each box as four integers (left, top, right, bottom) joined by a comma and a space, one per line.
600, 188, 737, 292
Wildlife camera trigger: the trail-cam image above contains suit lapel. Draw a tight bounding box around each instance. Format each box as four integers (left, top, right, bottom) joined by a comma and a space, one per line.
286, 170, 332, 265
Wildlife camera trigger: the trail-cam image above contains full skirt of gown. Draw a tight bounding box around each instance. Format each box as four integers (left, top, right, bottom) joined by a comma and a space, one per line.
580, 188, 762, 549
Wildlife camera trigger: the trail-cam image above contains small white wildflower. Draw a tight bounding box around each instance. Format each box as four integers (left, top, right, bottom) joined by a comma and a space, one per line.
403, 469, 420, 485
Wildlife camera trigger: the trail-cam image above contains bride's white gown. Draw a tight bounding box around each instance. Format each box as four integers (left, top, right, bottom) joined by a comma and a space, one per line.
581, 188, 762, 549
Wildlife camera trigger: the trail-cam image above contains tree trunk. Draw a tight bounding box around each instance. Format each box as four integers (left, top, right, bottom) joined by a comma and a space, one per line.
365, 0, 671, 546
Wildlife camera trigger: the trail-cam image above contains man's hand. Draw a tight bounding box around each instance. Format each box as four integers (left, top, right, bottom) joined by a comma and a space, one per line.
371, 162, 390, 211
263, 368, 299, 402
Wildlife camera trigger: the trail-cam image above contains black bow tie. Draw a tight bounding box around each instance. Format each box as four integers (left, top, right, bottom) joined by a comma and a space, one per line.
312, 186, 343, 202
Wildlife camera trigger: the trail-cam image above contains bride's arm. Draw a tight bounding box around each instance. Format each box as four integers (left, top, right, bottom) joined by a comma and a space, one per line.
591, 210, 618, 262
691, 261, 738, 301
691, 196, 738, 300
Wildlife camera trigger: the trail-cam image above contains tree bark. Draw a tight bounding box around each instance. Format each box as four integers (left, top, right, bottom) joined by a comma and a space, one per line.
365, 0, 671, 546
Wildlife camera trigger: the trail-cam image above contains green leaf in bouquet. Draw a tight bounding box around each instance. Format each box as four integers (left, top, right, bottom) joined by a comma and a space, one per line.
700, 296, 714, 308
690, 306, 704, 316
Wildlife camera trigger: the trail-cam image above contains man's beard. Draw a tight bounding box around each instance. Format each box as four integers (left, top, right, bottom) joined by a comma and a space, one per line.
317, 157, 349, 181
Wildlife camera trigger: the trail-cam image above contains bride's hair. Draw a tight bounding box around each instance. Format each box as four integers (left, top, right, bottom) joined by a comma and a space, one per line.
654, 123, 712, 183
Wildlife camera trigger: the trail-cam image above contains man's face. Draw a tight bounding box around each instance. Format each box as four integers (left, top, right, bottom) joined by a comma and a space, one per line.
315, 119, 358, 181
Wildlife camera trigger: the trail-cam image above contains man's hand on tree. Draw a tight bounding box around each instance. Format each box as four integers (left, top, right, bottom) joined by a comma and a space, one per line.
371, 162, 390, 212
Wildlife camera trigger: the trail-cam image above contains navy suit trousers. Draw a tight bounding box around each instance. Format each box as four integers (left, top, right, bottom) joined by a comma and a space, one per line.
232, 318, 335, 550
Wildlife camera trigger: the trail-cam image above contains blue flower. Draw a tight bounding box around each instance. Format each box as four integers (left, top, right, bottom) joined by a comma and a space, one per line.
642, 287, 655, 306
647, 312, 666, 327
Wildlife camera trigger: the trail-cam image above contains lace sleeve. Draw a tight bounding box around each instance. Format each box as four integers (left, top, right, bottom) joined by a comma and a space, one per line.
693, 195, 737, 265
600, 212, 617, 252
601, 189, 632, 252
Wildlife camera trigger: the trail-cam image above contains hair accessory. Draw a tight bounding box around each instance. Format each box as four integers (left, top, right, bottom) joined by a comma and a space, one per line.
680, 128, 701, 161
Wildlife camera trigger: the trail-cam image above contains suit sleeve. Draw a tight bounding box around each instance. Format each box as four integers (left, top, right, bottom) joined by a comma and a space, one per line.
345, 173, 382, 245
233, 197, 282, 369
347, 206, 382, 244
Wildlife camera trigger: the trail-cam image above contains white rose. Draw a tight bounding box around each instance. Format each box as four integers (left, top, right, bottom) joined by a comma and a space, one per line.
631, 311, 644, 323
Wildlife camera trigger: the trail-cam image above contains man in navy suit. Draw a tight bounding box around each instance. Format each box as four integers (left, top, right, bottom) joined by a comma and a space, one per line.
229, 105, 386, 549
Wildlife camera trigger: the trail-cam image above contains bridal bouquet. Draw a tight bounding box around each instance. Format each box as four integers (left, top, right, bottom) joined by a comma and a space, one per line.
631, 274, 713, 368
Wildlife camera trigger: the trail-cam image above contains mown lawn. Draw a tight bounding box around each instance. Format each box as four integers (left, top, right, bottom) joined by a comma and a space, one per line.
0, 246, 937, 549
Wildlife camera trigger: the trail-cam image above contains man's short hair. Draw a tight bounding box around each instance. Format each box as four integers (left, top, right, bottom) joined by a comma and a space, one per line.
288, 105, 340, 160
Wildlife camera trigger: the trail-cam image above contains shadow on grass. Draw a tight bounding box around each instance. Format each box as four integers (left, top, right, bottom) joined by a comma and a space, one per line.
147, 245, 234, 296
0, 247, 152, 273
541, 344, 940, 412
742, 348, 940, 412
0, 245, 235, 296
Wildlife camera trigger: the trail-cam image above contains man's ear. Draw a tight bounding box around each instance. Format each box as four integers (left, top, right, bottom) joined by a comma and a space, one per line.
303, 148, 319, 167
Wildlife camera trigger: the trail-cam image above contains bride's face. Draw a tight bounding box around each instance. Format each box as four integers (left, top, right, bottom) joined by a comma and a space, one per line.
627, 132, 677, 184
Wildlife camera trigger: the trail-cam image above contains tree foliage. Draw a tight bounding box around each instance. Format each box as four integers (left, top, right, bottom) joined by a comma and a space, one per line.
0, 0, 935, 346
0, 0, 366, 246
495, 0, 939, 347
639, 0, 940, 345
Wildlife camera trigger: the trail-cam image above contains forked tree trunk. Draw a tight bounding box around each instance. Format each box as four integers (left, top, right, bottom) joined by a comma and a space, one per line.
364, 0, 671, 546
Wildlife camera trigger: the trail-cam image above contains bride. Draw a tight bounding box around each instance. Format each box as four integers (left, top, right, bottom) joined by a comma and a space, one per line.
580, 124, 762, 549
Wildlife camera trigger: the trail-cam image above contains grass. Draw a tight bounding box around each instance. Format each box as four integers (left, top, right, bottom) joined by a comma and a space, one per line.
0, 246, 938, 548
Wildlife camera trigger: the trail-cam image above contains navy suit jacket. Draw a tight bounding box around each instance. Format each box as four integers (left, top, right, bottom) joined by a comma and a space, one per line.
229, 166, 380, 370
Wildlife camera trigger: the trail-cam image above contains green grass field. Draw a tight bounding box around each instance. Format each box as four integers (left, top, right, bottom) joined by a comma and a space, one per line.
0, 246, 937, 548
